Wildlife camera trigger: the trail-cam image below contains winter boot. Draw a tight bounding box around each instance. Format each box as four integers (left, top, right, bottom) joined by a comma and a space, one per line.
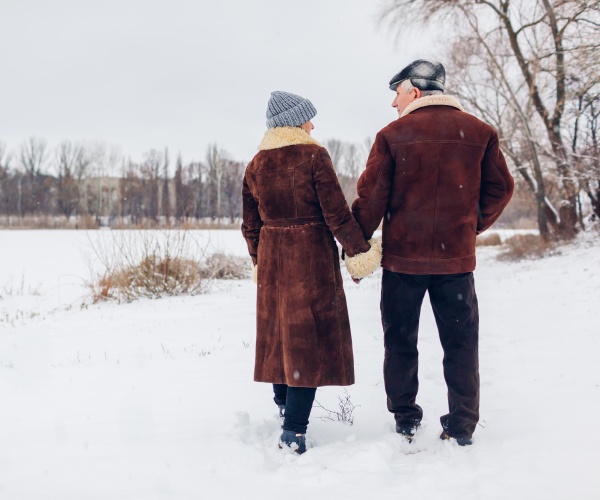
279, 430, 307, 454
440, 430, 472, 446
396, 422, 420, 443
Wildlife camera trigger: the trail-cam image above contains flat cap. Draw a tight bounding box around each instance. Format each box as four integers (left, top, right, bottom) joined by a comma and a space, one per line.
389, 59, 446, 92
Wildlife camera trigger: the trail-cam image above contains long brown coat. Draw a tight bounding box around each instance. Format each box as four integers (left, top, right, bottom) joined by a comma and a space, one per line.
242, 126, 370, 387
352, 95, 514, 275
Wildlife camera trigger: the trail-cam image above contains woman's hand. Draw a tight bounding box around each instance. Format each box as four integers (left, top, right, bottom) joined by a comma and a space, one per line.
345, 238, 382, 280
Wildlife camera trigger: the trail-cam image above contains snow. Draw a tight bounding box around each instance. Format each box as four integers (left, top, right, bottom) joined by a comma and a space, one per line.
1, 229, 599, 499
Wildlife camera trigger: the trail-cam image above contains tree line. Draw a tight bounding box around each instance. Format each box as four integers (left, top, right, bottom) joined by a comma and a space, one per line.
0, 127, 592, 232
0, 138, 373, 229
0, 139, 248, 227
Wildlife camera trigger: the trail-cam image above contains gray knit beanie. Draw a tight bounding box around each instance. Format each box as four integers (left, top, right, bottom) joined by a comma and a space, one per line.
266, 91, 317, 129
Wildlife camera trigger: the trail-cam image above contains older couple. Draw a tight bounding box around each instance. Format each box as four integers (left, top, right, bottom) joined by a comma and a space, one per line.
241, 59, 514, 453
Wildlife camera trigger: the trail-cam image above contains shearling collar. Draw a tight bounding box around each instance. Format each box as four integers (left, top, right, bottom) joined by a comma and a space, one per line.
258, 126, 321, 151
400, 95, 464, 118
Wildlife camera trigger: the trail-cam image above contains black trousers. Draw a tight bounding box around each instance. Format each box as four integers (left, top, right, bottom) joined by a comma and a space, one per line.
273, 384, 316, 434
381, 270, 480, 438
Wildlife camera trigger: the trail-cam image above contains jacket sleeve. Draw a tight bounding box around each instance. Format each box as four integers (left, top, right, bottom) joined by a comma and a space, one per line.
313, 148, 370, 257
351, 132, 395, 240
477, 131, 515, 234
241, 166, 262, 266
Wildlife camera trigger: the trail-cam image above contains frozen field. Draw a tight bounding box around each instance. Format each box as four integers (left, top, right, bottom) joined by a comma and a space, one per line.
1, 229, 599, 499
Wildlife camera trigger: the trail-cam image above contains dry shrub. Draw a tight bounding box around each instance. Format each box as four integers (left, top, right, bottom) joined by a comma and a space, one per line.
314, 389, 359, 426
93, 256, 205, 302
476, 233, 502, 246
203, 253, 249, 280
497, 234, 557, 261
88, 230, 249, 303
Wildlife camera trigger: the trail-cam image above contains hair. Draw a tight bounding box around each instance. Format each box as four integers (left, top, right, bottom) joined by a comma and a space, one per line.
399, 79, 443, 96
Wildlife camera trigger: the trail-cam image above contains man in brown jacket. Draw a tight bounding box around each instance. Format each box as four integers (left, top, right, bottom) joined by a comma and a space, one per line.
352, 60, 514, 446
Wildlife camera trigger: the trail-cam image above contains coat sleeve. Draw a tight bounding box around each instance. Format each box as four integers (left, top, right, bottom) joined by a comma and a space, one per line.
313, 148, 370, 257
351, 132, 395, 240
241, 166, 262, 266
477, 131, 515, 234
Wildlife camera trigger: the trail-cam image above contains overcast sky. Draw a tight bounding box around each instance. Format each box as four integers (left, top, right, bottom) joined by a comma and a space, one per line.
1, 0, 437, 165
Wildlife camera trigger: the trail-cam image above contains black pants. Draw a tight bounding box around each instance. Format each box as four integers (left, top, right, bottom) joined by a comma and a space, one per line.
381, 270, 480, 438
273, 384, 316, 434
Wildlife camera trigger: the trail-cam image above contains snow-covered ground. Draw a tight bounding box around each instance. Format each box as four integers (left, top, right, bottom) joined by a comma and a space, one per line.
1, 229, 599, 499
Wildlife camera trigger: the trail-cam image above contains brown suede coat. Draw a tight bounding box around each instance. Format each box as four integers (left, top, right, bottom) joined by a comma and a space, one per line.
242, 127, 370, 387
352, 96, 514, 275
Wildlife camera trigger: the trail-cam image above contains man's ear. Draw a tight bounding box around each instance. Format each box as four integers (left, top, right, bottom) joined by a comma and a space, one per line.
414, 87, 422, 99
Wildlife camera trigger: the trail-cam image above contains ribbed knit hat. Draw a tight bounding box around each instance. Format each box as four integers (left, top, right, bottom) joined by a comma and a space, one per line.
389, 59, 446, 92
266, 91, 317, 129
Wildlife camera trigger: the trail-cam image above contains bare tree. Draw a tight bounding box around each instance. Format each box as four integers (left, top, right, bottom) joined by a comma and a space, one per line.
19, 137, 48, 177
206, 143, 228, 219
221, 160, 244, 223
19, 137, 50, 216
570, 80, 600, 220
381, 0, 600, 239
161, 148, 171, 223
140, 149, 162, 222
324, 138, 367, 205
55, 141, 81, 220
191, 161, 206, 220
324, 139, 345, 172
0, 142, 14, 219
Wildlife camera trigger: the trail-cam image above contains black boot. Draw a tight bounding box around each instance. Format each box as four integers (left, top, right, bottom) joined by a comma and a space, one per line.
440, 429, 472, 446
396, 422, 420, 443
279, 430, 307, 454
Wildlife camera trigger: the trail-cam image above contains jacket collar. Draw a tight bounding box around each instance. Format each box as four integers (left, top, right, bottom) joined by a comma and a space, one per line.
400, 95, 464, 118
258, 126, 321, 151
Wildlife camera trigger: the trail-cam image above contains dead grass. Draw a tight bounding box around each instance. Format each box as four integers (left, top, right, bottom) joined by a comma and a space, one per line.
497, 234, 558, 261
91, 256, 206, 302
0, 215, 98, 229
87, 231, 249, 303
203, 253, 249, 280
0, 216, 239, 230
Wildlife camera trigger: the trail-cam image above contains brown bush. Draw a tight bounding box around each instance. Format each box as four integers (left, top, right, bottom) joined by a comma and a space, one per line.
202, 253, 249, 280
91, 255, 205, 303
90, 253, 249, 303
476, 233, 502, 246
88, 230, 250, 303
497, 234, 558, 261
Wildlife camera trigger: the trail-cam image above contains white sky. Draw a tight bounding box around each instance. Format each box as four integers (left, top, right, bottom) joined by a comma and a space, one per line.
1, 0, 436, 165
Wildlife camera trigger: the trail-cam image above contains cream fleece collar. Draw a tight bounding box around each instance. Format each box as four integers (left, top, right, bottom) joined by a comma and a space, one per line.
258, 126, 321, 151
400, 95, 464, 118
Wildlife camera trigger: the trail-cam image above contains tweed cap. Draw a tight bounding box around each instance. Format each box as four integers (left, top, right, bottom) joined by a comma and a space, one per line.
389, 59, 446, 92
266, 91, 317, 129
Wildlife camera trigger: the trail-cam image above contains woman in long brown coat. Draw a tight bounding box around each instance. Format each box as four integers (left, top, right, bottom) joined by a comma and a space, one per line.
242, 91, 381, 453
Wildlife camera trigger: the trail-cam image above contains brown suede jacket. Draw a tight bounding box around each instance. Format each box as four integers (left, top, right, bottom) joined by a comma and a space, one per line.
352, 95, 514, 275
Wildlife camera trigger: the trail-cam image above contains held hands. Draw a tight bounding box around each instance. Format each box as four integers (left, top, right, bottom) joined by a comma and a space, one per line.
345, 238, 382, 283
